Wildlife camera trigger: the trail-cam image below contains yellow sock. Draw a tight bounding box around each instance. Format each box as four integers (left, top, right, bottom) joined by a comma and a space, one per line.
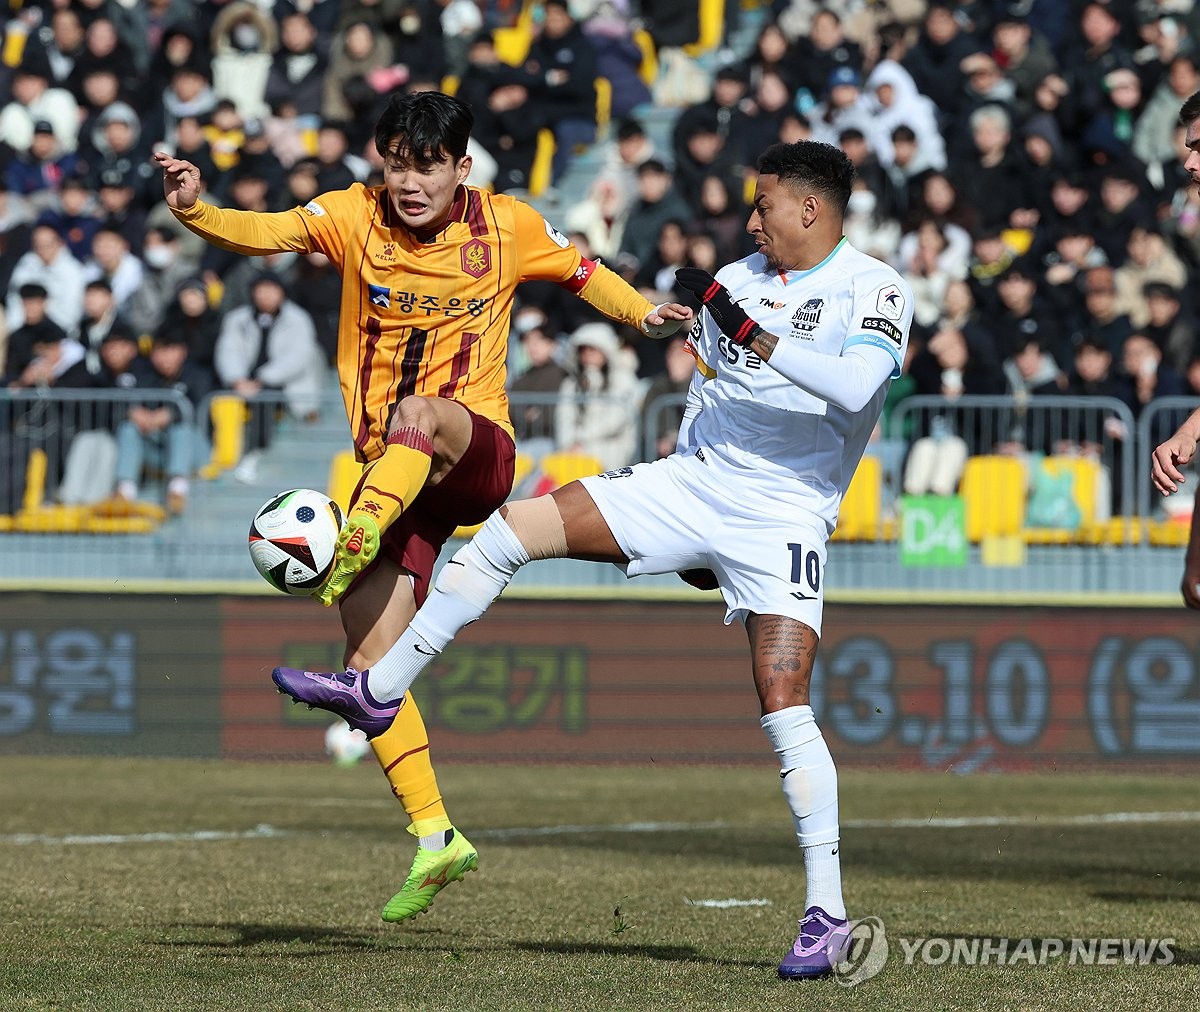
351, 427, 434, 534
370, 690, 452, 835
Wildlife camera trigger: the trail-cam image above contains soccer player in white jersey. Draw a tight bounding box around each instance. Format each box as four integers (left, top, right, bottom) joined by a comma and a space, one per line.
272, 140, 914, 979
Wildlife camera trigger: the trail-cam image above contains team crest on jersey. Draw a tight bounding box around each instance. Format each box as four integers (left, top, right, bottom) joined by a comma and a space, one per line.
792, 298, 824, 332
461, 239, 491, 278
876, 284, 904, 320
544, 220, 571, 248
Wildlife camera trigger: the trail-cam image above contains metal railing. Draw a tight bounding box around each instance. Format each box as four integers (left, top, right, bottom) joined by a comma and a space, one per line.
890, 394, 1139, 515
0, 388, 1189, 523
0, 388, 195, 514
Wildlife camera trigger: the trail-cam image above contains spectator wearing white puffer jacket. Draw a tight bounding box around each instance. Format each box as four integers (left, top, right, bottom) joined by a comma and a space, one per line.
555, 321, 641, 471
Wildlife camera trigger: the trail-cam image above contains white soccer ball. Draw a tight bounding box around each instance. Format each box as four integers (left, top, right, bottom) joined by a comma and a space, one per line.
325, 719, 371, 766
248, 488, 345, 596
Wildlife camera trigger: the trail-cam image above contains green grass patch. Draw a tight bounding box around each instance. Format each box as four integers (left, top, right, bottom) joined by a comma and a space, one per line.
0, 759, 1195, 1011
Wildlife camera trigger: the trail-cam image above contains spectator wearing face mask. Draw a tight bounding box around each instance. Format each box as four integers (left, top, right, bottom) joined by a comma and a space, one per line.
209, 1, 278, 120
843, 183, 900, 265
126, 226, 192, 337
556, 321, 640, 471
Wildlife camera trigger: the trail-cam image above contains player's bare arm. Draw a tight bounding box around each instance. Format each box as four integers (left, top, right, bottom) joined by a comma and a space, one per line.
1151, 406, 1200, 495
750, 330, 779, 359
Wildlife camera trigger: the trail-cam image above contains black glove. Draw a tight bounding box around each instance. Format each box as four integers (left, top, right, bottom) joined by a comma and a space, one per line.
676, 267, 762, 346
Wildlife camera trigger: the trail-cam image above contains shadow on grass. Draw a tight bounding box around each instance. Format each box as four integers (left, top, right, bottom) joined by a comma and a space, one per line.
490, 824, 1200, 894
511, 939, 775, 969
155, 922, 388, 955
155, 926, 778, 969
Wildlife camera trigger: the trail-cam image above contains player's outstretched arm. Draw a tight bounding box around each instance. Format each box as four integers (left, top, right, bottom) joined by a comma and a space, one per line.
676, 267, 898, 413
155, 149, 314, 256
1152, 407, 1200, 495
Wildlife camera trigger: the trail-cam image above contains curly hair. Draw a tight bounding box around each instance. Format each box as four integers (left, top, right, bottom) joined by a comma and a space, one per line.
756, 141, 854, 215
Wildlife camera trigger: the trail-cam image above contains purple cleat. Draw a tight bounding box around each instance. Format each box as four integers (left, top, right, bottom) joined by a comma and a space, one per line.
778, 905, 852, 980
271, 666, 400, 739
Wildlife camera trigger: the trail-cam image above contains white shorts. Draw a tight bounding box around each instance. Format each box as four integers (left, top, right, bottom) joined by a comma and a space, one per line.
579, 452, 828, 635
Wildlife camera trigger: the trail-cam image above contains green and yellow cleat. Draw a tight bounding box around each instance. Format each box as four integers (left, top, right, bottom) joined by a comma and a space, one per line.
381, 829, 478, 922
316, 515, 380, 607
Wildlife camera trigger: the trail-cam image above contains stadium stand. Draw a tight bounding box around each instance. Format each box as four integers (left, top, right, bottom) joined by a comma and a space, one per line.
2, 0, 1200, 598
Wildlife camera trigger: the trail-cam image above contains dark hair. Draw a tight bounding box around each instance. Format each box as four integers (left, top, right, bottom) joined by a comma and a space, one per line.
756, 141, 854, 215
1179, 89, 1200, 127
373, 90, 473, 167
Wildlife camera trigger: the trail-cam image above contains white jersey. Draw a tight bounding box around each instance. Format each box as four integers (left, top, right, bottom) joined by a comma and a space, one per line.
686, 237, 913, 535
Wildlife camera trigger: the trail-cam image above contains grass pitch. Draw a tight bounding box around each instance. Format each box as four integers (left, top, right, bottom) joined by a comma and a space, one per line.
0, 757, 1196, 1011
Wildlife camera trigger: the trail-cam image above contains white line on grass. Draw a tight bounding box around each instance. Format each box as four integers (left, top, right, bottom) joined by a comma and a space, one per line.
3, 811, 1200, 847
0, 824, 286, 846
686, 898, 773, 908
843, 811, 1200, 829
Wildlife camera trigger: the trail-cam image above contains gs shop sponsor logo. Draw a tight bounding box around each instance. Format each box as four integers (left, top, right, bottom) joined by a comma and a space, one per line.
861, 316, 903, 346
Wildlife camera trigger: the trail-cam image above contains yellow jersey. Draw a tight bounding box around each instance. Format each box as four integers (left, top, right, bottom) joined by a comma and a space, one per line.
172, 183, 654, 461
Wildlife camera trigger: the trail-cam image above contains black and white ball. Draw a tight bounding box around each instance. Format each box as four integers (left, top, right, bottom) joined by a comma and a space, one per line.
248, 489, 345, 595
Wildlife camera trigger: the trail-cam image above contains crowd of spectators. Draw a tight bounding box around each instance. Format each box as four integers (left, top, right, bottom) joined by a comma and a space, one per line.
2, 0, 1200, 515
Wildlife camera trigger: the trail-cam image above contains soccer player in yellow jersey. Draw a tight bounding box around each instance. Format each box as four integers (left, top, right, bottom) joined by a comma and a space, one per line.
155, 90, 691, 922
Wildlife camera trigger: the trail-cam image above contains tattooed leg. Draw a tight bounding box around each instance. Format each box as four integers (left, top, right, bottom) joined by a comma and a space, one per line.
749, 612, 846, 923
746, 613, 819, 715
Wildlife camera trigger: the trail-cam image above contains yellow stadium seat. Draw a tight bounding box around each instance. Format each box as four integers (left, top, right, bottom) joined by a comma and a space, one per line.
594, 76, 612, 141
201, 395, 250, 479
22, 447, 46, 514
683, 0, 725, 56
538, 451, 605, 488
494, 0, 536, 66
528, 128, 556, 197
1147, 517, 1192, 547
2, 22, 29, 68
1043, 455, 1102, 525
327, 449, 363, 514
1024, 455, 1108, 545
512, 451, 535, 491
633, 28, 658, 85
15, 505, 89, 533
833, 455, 882, 541
959, 455, 1025, 542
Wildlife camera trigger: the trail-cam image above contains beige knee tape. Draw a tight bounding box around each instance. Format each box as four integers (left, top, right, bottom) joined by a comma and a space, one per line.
504, 496, 568, 561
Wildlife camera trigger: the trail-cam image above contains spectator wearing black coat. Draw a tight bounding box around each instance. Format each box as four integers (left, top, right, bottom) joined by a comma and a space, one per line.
523, 0, 598, 180
264, 11, 328, 120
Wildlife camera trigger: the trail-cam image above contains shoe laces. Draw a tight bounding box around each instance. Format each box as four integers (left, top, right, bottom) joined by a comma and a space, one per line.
799, 912, 834, 947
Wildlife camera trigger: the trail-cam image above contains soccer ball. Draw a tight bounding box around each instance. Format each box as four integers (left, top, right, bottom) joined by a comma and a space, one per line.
325, 719, 371, 766
248, 488, 345, 595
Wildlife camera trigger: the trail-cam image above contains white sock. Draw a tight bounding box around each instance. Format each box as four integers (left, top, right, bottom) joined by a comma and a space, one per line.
418, 828, 451, 850
366, 513, 531, 700
761, 705, 845, 919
